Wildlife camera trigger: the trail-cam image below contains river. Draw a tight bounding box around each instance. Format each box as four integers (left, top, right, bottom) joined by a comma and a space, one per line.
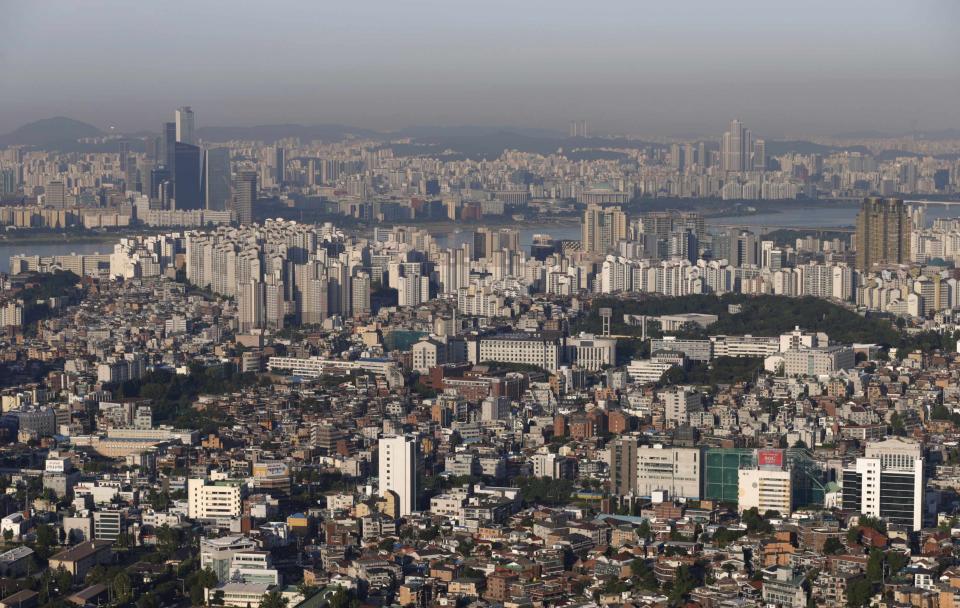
5, 203, 960, 273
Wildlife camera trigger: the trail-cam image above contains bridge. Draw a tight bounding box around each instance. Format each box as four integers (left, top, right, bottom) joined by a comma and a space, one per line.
905, 200, 960, 206
710, 223, 856, 234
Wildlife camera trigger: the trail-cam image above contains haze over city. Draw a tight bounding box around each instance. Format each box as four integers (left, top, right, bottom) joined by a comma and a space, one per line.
3, 0, 960, 137
6, 5, 960, 608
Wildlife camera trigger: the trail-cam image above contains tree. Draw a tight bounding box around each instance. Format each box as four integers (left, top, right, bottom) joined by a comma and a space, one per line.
637, 520, 652, 541
823, 537, 845, 555
112, 572, 132, 604
188, 568, 219, 606
2, 529, 11, 543
35, 523, 56, 557
259, 590, 289, 608
136, 593, 160, 608
630, 558, 657, 590
866, 548, 884, 583
86, 565, 108, 586
890, 412, 906, 436
668, 565, 698, 606
328, 587, 350, 608
886, 551, 909, 575
54, 567, 73, 595
156, 524, 180, 558
846, 578, 873, 608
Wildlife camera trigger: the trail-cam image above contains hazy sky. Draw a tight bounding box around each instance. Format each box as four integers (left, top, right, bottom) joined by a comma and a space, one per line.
2, 0, 959, 137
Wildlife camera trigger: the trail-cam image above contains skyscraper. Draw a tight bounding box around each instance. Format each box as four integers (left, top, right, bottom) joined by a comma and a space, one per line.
855, 197, 911, 270
202, 147, 231, 211
581, 205, 627, 254
378, 434, 418, 517
273, 146, 285, 185
173, 143, 202, 210
175, 106, 196, 145
721, 119, 751, 173
160, 122, 177, 174
232, 170, 257, 226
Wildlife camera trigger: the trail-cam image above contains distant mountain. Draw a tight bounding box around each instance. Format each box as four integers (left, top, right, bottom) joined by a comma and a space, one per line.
765, 140, 871, 156
196, 123, 381, 143
393, 125, 566, 139
0, 116, 103, 147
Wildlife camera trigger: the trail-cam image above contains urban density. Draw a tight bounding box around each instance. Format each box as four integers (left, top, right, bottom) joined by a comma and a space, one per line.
2, 4, 960, 608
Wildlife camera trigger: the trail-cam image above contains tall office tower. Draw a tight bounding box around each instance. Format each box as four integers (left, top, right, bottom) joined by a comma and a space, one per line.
698, 142, 708, 169
472, 230, 488, 261
173, 143, 202, 210
202, 147, 232, 211
175, 106, 196, 145
855, 197, 911, 270
668, 229, 698, 263
842, 437, 924, 531
609, 436, 638, 496
352, 272, 371, 316
273, 147, 285, 185
752, 138, 766, 171
569, 120, 588, 137
160, 122, 177, 173
582, 204, 628, 254
378, 435, 419, 517
45, 181, 66, 208
721, 119, 751, 172
118, 141, 130, 172
734, 230, 759, 267
232, 170, 257, 226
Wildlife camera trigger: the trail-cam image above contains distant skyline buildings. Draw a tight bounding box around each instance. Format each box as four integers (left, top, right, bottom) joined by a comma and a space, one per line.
175, 106, 196, 145
232, 170, 256, 226
202, 147, 231, 212
173, 142, 201, 210
720, 119, 765, 173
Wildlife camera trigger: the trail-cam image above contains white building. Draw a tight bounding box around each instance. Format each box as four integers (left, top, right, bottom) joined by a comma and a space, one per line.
188, 478, 245, 522
783, 346, 855, 377
566, 333, 617, 371
378, 435, 418, 517
635, 445, 702, 500
738, 468, 793, 515
841, 437, 924, 531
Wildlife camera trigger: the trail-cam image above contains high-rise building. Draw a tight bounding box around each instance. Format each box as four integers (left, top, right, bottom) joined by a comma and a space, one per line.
609, 436, 638, 496
855, 197, 911, 270
752, 138, 766, 171
378, 435, 418, 517
202, 147, 231, 211
175, 106, 196, 145
232, 170, 257, 226
173, 143, 202, 210
569, 120, 588, 138
160, 122, 177, 174
841, 437, 923, 530
721, 119, 752, 173
582, 205, 627, 254
352, 272, 371, 316
273, 147, 285, 185
45, 181, 66, 208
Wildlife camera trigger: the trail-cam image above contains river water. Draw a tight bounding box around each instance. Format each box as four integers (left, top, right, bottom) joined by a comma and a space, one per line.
4, 203, 960, 273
